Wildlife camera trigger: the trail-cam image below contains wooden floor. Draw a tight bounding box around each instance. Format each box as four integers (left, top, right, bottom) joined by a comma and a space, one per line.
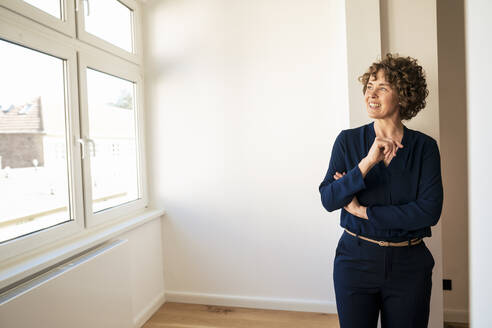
143, 302, 469, 328
142, 302, 340, 328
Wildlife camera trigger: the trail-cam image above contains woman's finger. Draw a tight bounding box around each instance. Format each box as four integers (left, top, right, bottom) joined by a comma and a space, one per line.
381, 137, 403, 154
386, 144, 392, 156
333, 171, 347, 180
384, 143, 392, 157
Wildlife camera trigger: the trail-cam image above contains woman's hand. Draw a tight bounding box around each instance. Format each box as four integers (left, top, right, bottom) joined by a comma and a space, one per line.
366, 136, 404, 166
357, 137, 404, 178
333, 171, 368, 220
344, 195, 368, 220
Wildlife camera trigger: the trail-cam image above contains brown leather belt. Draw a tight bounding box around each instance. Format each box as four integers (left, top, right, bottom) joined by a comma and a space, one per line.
344, 228, 422, 247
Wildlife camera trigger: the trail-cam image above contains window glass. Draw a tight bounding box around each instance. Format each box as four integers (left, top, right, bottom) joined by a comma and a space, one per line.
86, 69, 140, 213
23, 0, 61, 19
0, 39, 71, 243
84, 0, 133, 52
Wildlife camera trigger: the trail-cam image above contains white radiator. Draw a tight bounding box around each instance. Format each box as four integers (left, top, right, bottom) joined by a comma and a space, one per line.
0, 239, 133, 328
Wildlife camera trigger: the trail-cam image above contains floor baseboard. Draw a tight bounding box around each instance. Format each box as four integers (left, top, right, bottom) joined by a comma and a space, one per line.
444, 308, 469, 324
134, 291, 166, 328
164, 290, 337, 314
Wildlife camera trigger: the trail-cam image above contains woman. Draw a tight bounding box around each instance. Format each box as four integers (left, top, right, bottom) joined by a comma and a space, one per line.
319, 54, 443, 328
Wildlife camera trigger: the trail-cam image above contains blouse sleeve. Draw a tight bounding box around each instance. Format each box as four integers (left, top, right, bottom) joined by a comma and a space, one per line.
366, 138, 444, 231
319, 130, 367, 212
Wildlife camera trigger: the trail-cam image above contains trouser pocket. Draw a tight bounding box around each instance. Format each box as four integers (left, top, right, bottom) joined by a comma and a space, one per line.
421, 242, 435, 269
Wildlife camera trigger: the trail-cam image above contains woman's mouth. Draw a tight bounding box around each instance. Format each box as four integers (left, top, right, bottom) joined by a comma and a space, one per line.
369, 102, 381, 109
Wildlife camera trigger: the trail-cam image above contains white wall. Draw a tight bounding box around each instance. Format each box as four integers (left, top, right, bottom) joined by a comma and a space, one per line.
436, 0, 469, 323
345, 0, 381, 128
0, 218, 165, 328
125, 218, 166, 326
144, 0, 349, 312
0, 240, 134, 328
465, 1, 492, 327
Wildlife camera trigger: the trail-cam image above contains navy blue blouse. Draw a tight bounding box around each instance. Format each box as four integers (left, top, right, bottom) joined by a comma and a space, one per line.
319, 121, 444, 242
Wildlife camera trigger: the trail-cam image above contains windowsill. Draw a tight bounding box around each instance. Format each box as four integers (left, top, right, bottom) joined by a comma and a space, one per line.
0, 207, 165, 291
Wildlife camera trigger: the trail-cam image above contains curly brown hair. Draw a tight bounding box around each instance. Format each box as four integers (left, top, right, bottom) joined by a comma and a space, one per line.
359, 53, 429, 121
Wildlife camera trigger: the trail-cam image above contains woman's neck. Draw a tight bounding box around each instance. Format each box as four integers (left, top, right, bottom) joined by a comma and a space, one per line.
374, 119, 404, 141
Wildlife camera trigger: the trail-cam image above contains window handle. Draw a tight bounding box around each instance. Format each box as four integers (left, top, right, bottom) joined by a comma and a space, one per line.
78, 137, 96, 159
78, 138, 86, 159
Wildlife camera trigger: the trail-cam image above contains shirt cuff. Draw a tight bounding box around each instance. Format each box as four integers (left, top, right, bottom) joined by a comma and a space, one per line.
346, 164, 366, 192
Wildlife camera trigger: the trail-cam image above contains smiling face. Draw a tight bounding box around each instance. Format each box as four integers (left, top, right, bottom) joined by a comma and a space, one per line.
364, 70, 400, 120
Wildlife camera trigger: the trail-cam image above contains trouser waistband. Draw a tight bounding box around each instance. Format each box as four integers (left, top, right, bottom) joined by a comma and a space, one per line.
344, 228, 422, 247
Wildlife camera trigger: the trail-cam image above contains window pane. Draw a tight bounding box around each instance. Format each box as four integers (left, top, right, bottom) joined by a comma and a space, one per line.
84, 0, 133, 53
86, 69, 140, 213
23, 0, 61, 19
0, 39, 71, 243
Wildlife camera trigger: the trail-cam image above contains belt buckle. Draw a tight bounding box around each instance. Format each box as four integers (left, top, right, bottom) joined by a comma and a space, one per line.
378, 241, 389, 247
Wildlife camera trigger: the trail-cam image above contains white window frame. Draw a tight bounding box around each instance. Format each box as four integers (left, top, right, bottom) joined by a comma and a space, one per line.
78, 49, 148, 228
0, 0, 148, 265
0, 0, 76, 37
75, 0, 143, 65
0, 8, 84, 262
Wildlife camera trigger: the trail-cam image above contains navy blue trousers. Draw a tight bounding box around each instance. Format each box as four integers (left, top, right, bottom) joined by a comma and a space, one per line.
333, 230, 435, 328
